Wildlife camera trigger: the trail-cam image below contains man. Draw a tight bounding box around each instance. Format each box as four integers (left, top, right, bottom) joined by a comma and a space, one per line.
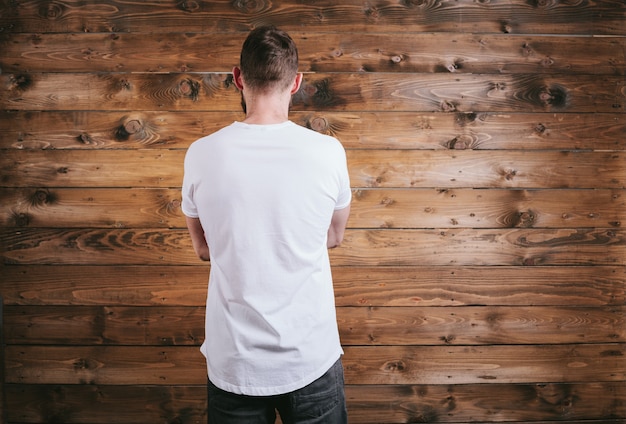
181, 26, 351, 423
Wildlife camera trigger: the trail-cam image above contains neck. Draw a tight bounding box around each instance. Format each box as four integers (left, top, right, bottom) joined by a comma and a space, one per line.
241, 89, 291, 125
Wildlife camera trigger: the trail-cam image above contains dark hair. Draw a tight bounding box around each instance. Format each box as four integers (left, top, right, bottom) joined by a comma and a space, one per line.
239, 26, 299, 92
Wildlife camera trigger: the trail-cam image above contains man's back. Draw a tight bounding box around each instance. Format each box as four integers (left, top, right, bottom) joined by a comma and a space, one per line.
182, 120, 351, 396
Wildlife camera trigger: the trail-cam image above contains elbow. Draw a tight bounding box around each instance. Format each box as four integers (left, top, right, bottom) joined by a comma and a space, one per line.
327, 233, 344, 249
197, 246, 210, 262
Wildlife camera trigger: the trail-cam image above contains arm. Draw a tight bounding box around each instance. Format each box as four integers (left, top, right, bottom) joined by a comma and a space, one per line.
327, 205, 350, 249
185, 216, 210, 261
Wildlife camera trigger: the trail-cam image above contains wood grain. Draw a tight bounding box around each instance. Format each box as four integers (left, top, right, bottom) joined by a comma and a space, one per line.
2, 187, 623, 229
343, 383, 626, 423
1, 1, 624, 422
5, 305, 624, 346
2, 111, 624, 151
2, 33, 623, 75
5, 344, 624, 385
6, 382, 624, 424
334, 228, 626, 266
2, 73, 624, 113
1, 0, 623, 34
2, 228, 624, 266
3, 265, 623, 307
2, 150, 624, 189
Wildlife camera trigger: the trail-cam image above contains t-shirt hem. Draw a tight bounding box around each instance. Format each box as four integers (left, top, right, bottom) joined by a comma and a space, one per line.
207, 350, 343, 396
181, 206, 199, 218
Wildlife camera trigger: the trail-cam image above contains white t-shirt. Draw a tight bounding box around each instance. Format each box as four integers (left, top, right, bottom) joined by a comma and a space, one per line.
181, 121, 351, 396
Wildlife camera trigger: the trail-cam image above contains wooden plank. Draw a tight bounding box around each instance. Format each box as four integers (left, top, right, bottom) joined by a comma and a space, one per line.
0, 265, 210, 307
0, 110, 240, 150
344, 383, 626, 423
0, 228, 196, 266
2, 111, 624, 151
349, 188, 626, 229
338, 306, 626, 346
2, 32, 624, 75
0, 293, 4, 424
0, 149, 186, 188
4, 306, 205, 346
2, 265, 623, 307
347, 150, 626, 189
1, 228, 624, 266
5, 344, 624, 385
2, 150, 624, 189
2, 187, 624, 229
2, 73, 624, 113
341, 344, 626, 385
334, 228, 626, 267
1, 0, 623, 35
5, 384, 207, 424
0, 188, 185, 229
5, 382, 625, 424
4, 305, 624, 346
332, 266, 626, 307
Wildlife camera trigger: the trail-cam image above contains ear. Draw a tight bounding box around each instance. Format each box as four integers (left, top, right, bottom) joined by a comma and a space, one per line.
232, 66, 244, 90
290, 73, 303, 95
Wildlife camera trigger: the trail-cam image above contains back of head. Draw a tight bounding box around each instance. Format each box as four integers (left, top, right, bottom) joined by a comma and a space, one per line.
240, 26, 299, 92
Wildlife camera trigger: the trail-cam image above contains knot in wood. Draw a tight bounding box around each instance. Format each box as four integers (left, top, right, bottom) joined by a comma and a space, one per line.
231, 0, 270, 14
365, 7, 381, 20
518, 210, 536, 227
402, 0, 428, 7
179, 0, 200, 12
30, 34, 43, 45
446, 136, 473, 150
11, 211, 31, 227
441, 100, 457, 112
30, 189, 54, 206
540, 56, 555, 67
504, 169, 517, 180
9, 74, 33, 92
383, 360, 406, 372
119, 78, 131, 91
538, 84, 567, 108
78, 133, 94, 145
446, 62, 458, 73
309, 116, 329, 132
167, 200, 181, 213
523, 257, 538, 266
455, 112, 477, 126
532, 0, 551, 8
73, 358, 97, 370
40, 2, 64, 19
440, 335, 456, 344
534, 123, 547, 134
178, 78, 200, 101
124, 119, 143, 135
309, 79, 337, 108
380, 196, 395, 206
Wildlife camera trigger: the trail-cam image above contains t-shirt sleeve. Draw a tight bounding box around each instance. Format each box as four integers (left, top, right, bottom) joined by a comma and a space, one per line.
334, 144, 352, 210
181, 148, 200, 218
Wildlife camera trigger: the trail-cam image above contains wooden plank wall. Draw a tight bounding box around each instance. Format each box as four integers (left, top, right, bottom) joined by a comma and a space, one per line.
1, 1, 625, 423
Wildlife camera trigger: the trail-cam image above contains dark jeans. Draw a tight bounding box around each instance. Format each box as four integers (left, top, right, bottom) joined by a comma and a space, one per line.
207, 358, 348, 424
